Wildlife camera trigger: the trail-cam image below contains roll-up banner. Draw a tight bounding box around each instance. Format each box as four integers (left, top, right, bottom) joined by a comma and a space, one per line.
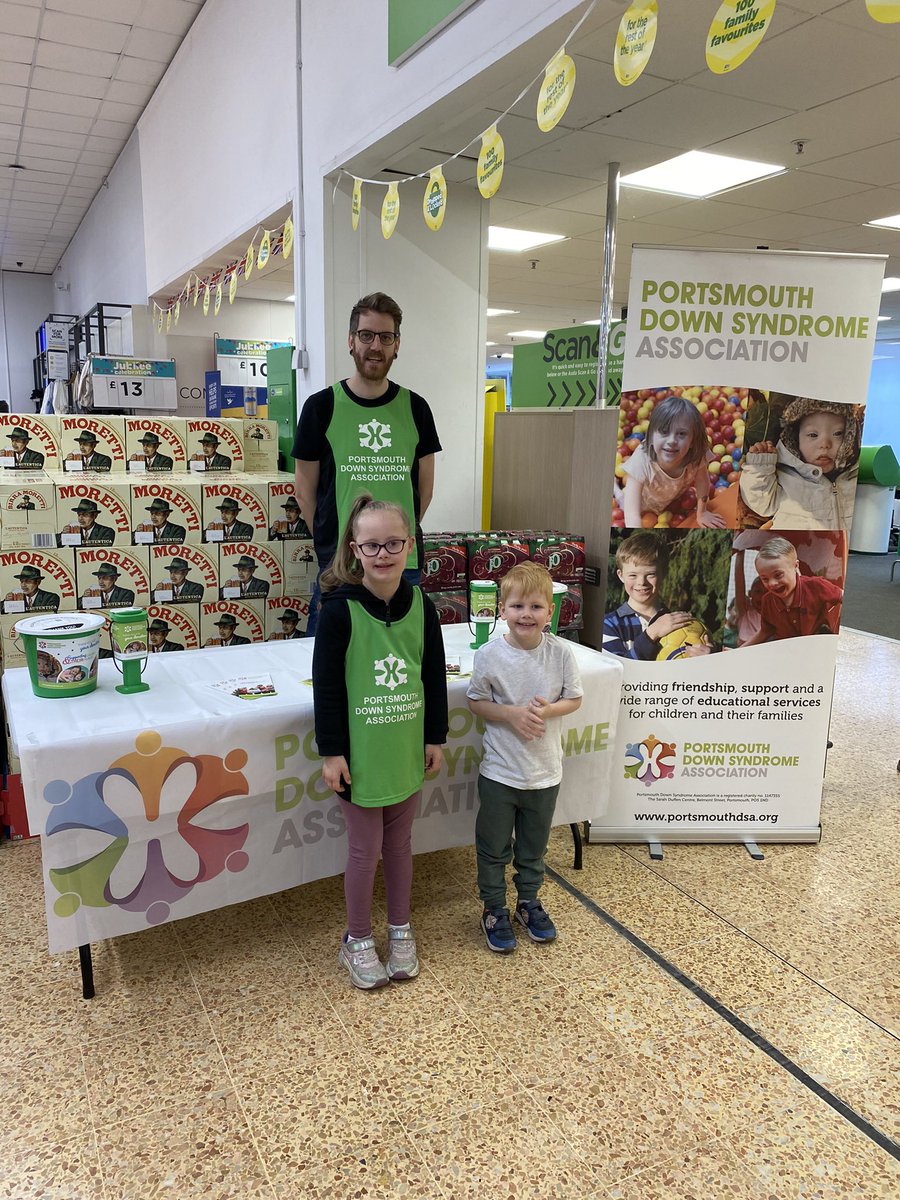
592, 246, 885, 843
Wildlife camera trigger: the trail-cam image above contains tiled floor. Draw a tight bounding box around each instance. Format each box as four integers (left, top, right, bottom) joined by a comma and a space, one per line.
1, 627, 898, 1198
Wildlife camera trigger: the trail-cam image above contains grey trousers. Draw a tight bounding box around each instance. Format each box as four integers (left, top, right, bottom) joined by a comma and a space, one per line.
475, 774, 560, 909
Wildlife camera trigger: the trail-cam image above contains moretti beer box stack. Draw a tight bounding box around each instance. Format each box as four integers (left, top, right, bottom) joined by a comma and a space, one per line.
422, 529, 586, 632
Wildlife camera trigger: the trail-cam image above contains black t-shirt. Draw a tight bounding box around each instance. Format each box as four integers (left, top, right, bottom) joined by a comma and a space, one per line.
292, 380, 441, 567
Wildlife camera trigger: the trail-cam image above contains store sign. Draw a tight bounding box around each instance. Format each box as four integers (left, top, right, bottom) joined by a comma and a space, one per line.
387, 0, 478, 65
46, 350, 69, 381
511, 321, 625, 408
91, 358, 177, 410
43, 322, 70, 350
214, 337, 292, 388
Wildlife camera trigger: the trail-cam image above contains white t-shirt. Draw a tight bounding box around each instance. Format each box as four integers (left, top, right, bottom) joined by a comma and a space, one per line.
467, 632, 583, 789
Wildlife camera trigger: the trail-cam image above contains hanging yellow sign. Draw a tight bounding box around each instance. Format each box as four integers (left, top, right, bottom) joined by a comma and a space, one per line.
706, 0, 776, 74
174, 299, 180, 326
228, 270, 238, 304
615, 1, 658, 86
214, 279, 223, 315
537, 50, 575, 132
202, 284, 210, 316
381, 182, 400, 239
258, 230, 271, 269
477, 126, 505, 199
866, 0, 900, 20
245, 243, 255, 281
351, 178, 362, 231
156, 306, 163, 332
282, 216, 294, 259
165, 308, 171, 332
423, 167, 447, 231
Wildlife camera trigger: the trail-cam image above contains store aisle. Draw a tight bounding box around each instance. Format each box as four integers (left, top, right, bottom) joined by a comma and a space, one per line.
0, 628, 897, 1199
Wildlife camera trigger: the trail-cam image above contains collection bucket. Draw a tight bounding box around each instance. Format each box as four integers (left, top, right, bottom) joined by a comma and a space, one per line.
14, 612, 105, 698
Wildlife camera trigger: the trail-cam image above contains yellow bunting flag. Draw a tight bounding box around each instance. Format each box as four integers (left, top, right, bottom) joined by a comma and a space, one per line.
615, 1, 658, 86
156, 306, 163, 332
352, 178, 362, 230
214, 279, 223, 315
537, 49, 575, 132
867, 0, 900, 20
282, 216, 294, 259
228, 270, 237, 305
706, 0, 776, 74
381, 182, 400, 239
245, 243, 255, 281
203, 283, 210, 316
258, 230, 271, 270
165, 308, 171, 332
174, 299, 180, 326
477, 125, 505, 199
423, 167, 447, 231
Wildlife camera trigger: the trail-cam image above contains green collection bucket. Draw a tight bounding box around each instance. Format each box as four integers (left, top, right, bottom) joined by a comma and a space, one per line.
15, 612, 105, 698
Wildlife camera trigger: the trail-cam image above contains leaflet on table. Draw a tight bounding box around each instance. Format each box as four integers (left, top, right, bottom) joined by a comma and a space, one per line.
207, 674, 277, 700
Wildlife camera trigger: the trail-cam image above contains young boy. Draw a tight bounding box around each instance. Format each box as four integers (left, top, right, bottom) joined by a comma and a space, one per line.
741, 537, 843, 644
466, 563, 583, 953
602, 531, 708, 660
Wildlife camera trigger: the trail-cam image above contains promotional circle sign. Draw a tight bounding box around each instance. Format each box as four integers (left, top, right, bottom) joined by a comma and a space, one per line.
537, 50, 575, 132
202, 283, 210, 316
156, 307, 163, 332
282, 215, 294, 259
352, 178, 362, 230
866, 0, 900, 20
615, 0, 658, 86
174, 299, 181, 325
423, 167, 447, 231
477, 126, 505, 199
214, 279, 223, 315
706, 0, 776, 75
165, 308, 171, 332
258, 230, 271, 269
381, 182, 400, 239
228, 270, 237, 305
244, 243, 255, 281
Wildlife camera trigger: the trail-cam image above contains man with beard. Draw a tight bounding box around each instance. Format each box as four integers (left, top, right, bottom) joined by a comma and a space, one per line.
292, 291, 441, 634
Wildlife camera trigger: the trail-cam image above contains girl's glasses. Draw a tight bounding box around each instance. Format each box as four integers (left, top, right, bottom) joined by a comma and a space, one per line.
354, 538, 408, 557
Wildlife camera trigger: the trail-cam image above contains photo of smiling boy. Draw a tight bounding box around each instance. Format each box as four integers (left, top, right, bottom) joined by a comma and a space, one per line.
740, 537, 843, 645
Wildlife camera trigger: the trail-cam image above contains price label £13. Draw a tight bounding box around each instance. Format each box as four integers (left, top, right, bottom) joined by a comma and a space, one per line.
91, 358, 177, 410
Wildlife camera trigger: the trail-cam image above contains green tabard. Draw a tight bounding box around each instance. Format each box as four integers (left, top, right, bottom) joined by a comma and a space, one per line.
345, 588, 425, 806
326, 383, 420, 568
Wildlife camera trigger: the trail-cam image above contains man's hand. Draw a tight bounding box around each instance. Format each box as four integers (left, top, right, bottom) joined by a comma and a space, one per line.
425, 745, 443, 774
323, 755, 351, 794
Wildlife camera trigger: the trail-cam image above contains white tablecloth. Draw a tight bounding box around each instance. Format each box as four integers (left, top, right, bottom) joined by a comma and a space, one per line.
4, 624, 622, 952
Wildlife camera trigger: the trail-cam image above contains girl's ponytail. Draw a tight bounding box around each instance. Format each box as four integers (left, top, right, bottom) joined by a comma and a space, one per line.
320, 492, 372, 592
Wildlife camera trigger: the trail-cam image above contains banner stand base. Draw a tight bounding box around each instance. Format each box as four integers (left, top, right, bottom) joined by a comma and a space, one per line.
584, 824, 822, 848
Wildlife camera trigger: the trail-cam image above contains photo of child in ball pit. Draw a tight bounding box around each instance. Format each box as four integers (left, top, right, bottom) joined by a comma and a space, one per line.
738, 392, 862, 532
603, 529, 731, 660
726, 530, 845, 648
613, 385, 755, 531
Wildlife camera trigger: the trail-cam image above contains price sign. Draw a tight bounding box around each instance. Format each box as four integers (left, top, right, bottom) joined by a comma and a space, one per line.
44, 322, 70, 350
47, 350, 69, 380
214, 338, 292, 388
91, 358, 178, 410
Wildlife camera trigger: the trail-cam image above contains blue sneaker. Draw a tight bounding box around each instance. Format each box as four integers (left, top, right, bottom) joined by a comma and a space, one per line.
515, 899, 557, 943
481, 907, 516, 954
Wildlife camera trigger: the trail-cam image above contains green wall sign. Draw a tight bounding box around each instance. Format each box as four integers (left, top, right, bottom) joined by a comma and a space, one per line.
511, 321, 625, 408
388, 0, 478, 64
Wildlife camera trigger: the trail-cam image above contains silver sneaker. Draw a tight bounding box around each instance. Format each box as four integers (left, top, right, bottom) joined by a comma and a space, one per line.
386, 926, 420, 981
338, 934, 389, 990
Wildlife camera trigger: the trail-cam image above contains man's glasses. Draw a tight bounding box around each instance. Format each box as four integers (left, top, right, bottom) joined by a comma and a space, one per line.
354, 329, 398, 345
354, 538, 408, 557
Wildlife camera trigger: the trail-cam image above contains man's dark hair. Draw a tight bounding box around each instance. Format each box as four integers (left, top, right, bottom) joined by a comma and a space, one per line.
349, 292, 402, 334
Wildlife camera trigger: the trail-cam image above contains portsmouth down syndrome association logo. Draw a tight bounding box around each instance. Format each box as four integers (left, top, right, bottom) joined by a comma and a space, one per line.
358, 418, 392, 451
624, 735, 676, 788
374, 654, 407, 690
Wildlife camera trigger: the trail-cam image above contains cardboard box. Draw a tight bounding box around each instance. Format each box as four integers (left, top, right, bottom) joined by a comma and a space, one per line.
421, 536, 467, 593
129, 478, 203, 546
75, 545, 150, 611
145, 603, 201, 653
0, 612, 28, 667
55, 478, 132, 548
0, 415, 61, 472
430, 588, 468, 625
148, 542, 218, 605
530, 534, 585, 583
467, 535, 530, 583
201, 477, 267, 545
558, 583, 584, 632
241, 419, 279, 473
267, 476, 309, 541
0, 473, 57, 549
199, 599, 265, 647
58, 415, 127, 473
124, 417, 187, 473
265, 595, 310, 640
281, 539, 317, 595
218, 541, 283, 600
185, 419, 244, 473
0, 546, 77, 615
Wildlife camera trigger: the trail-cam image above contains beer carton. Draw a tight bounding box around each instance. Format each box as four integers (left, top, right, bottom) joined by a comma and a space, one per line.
199, 599, 265, 647
267, 476, 309, 541
0, 415, 61, 471
59, 415, 127, 473
467, 535, 530, 583
56, 478, 132, 547
74, 545, 150, 612
0, 474, 57, 549
124, 417, 187, 473
129, 478, 203, 546
0, 612, 28, 668
186, 418, 244, 473
265, 595, 310, 640
421, 536, 467, 593
430, 589, 468, 625
218, 541, 283, 601
148, 542, 218, 605
281, 539, 317, 595
242, 419, 279, 473
201, 477, 267, 544
146, 602, 201, 653
0, 546, 77, 615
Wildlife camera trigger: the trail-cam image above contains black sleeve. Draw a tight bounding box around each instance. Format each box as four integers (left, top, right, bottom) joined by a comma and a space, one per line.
291, 387, 333, 462
410, 391, 442, 457
421, 592, 449, 744
311, 597, 351, 757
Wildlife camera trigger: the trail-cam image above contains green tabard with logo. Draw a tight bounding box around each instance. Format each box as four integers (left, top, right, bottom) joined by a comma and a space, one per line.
326, 383, 420, 568
345, 588, 425, 806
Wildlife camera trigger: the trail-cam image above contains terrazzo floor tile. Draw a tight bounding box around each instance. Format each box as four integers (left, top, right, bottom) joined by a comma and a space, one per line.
599, 884, 737, 951
823, 955, 900, 1036
604, 1143, 777, 1200
272, 1136, 447, 1200
0, 1131, 105, 1200
740, 908, 877, 982
0, 1034, 92, 1154
94, 1093, 276, 1200
663, 928, 802, 1008
829, 1068, 900, 1146
319, 968, 464, 1044
178, 930, 315, 1007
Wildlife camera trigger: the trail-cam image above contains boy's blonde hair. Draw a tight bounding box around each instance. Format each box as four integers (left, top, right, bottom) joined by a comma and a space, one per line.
615, 531, 668, 573
499, 562, 553, 606
756, 537, 797, 564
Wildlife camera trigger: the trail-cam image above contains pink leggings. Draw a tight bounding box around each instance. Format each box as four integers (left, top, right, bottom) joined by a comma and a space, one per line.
341, 791, 420, 938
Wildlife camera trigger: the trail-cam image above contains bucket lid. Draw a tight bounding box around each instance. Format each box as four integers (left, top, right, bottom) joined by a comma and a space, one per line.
552, 582, 568, 594
15, 611, 106, 637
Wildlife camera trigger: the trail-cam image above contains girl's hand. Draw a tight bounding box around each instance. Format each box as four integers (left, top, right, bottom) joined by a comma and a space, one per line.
323, 755, 351, 794
425, 745, 443, 774
748, 440, 776, 454
509, 704, 545, 741
648, 612, 692, 639
697, 509, 726, 528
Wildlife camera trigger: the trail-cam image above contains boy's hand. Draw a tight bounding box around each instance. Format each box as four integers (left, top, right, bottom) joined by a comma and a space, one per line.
684, 643, 712, 657
425, 745, 443, 774
648, 612, 693, 639
748, 440, 776, 454
698, 510, 726, 528
509, 703, 545, 741
323, 755, 351, 794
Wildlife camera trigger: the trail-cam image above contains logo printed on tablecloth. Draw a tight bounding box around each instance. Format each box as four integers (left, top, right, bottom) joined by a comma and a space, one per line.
624, 734, 676, 787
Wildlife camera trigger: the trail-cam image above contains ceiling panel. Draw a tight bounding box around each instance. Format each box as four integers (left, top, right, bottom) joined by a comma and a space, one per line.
125, 27, 182, 63
140, 1, 203, 39
0, 34, 34, 65
30, 66, 109, 97
25, 108, 94, 134
0, 4, 41, 37
28, 88, 100, 115
0, 61, 31, 85
49, 0, 143, 20
42, 11, 131, 54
